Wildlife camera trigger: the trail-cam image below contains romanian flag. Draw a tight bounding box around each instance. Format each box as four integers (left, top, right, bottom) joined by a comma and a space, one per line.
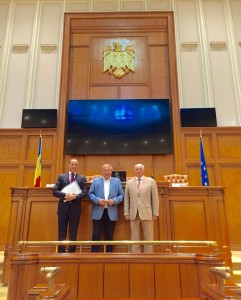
34, 134, 42, 187
200, 134, 210, 186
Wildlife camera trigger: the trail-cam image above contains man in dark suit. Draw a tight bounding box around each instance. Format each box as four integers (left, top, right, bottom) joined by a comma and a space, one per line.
53, 158, 87, 253
89, 163, 124, 252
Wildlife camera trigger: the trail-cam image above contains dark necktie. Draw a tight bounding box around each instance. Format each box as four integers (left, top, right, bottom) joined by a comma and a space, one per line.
70, 173, 75, 183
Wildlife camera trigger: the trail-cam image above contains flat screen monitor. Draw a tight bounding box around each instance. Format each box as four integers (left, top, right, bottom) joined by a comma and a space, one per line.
21, 109, 57, 128
180, 108, 217, 127
65, 99, 173, 155
112, 171, 127, 182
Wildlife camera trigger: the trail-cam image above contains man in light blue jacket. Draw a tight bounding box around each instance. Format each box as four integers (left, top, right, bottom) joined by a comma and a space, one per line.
89, 163, 124, 252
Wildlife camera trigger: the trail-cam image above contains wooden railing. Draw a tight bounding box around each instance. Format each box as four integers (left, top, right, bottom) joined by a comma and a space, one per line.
201, 266, 241, 300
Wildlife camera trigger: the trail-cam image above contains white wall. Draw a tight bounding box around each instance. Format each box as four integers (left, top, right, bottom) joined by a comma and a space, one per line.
0, 0, 241, 127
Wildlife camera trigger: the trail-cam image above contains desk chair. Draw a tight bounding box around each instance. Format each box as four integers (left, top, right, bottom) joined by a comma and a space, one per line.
164, 174, 189, 186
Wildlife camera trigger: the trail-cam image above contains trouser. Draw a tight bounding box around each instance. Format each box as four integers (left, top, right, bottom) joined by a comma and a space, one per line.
130, 215, 154, 253
91, 209, 116, 252
58, 209, 80, 253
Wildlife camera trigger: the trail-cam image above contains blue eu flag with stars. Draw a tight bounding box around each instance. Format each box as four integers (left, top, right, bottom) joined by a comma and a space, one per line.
200, 135, 210, 186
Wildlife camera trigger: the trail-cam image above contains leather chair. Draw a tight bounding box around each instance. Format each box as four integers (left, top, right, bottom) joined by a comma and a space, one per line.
163, 174, 189, 186
85, 175, 101, 183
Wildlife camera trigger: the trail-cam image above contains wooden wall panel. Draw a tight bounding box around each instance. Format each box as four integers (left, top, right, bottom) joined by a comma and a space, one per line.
120, 85, 149, 98
78, 199, 93, 241
69, 47, 89, 99
170, 201, 209, 240
104, 264, 129, 298
183, 133, 214, 161
25, 201, 58, 241
129, 264, 155, 298
78, 263, 104, 298
6, 201, 20, 247
148, 31, 167, 44
219, 166, 241, 249
0, 130, 57, 250
153, 155, 175, 180
0, 166, 20, 248
216, 133, 241, 159
155, 264, 181, 297
214, 197, 231, 248
182, 128, 241, 249
0, 135, 23, 161
71, 33, 90, 46
7, 259, 38, 300
180, 264, 199, 297
89, 86, 118, 99
149, 45, 170, 99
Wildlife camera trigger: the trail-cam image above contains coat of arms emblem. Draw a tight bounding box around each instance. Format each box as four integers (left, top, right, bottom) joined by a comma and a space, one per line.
103, 42, 135, 78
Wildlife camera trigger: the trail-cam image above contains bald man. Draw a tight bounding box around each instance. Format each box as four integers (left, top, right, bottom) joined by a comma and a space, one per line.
124, 163, 159, 253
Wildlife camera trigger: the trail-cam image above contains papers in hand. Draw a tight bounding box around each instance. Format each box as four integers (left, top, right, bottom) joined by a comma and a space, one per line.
61, 181, 82, 202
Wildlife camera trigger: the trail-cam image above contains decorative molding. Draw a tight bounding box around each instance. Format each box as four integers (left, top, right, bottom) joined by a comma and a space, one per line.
12, 44, 29, 51
40, 44, 57, 51
181, 42, 198, 50
210, 41, 227, 50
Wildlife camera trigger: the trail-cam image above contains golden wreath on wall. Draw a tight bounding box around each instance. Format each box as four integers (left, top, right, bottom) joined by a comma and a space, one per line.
103, 42, 135, 78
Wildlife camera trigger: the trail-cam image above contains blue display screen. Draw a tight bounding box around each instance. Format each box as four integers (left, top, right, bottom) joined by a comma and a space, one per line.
65, 99, 173, 155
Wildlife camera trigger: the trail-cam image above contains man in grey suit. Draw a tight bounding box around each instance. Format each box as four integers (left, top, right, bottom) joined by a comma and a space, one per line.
124, 163, 159, 253
89, 163, 124, 252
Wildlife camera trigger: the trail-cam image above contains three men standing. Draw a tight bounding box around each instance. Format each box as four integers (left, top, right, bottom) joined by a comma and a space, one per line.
53, 160, 158, 253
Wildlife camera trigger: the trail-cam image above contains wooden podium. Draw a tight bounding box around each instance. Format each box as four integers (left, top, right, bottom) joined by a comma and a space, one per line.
3, 183, 231, 286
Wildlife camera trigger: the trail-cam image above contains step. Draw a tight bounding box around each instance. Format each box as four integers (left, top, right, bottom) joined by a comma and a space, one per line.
233, 270, 241, 284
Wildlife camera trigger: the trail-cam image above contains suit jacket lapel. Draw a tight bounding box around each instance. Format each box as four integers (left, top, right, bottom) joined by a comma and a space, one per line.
65, 173, 71, 184
100, 177, 105, 198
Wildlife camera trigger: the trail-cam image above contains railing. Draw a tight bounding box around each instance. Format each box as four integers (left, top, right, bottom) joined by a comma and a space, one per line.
209, 266, 232, 293
16, 240, 218, 254
40, 267, 61, 292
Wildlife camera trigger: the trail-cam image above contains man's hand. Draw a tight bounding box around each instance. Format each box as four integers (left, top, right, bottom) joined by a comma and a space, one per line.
65, 193, 76, 202
98, 199, 106, 206
125, 215, 130, 221
107, 199, 114, 206
152, 215, 158, 221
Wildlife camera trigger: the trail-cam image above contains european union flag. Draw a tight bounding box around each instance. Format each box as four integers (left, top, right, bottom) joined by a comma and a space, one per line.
200, 135, 210, 186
